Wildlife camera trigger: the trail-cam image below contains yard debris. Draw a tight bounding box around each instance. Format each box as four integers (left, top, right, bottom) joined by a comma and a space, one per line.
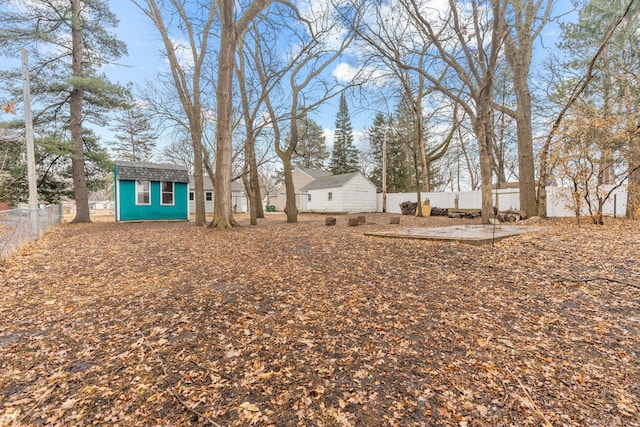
1, 214, 639, 426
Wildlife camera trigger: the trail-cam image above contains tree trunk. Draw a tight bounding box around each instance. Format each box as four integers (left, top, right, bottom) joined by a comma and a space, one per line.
474, 96, 495, 224
192, 125, 206, 226
627, 128, 640, 219
282, 154, 298, 222
502, 0, 550, 219
511, 75, 537, 218
252, 161, 264, 219
242, 161, 257, 225
417, 114, 430, 192
211, 0, 236, 229
70, 0, 90, 224
245, 136, 264, 219
243, 135, 258, 225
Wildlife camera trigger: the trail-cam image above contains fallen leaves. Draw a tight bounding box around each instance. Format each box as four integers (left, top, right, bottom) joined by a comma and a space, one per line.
0, 214, 639, 426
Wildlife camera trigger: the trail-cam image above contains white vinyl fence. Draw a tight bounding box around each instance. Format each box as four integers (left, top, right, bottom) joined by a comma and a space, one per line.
0, 205, 63, 260
378, 186, 628, 217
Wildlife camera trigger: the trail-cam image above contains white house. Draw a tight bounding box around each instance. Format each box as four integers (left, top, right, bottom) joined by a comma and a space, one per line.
299, 171, 377, 213
188, 176, 247, 214
267, 168, 331, 211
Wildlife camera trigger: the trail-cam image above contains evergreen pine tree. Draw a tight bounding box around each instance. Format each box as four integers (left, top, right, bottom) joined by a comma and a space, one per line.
387, 120, 414, 192
111, 100, 158, 162
329, 93, 359, 174
292, 117, 329, 170
386, 98, 415, 192
368, 112, 387, 188
0, 0, 128, 221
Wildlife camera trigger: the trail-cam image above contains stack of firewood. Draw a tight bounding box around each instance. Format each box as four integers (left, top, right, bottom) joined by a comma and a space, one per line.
430, 207, 448, 216
400, 201, 418, 215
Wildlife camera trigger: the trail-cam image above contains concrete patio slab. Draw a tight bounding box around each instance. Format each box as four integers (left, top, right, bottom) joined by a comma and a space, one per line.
364, 224, 547, 246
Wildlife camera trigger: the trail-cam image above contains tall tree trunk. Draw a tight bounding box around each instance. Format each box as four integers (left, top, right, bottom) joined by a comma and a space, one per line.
192, 125, 206, 226
475, 91, 496, 224
502, 0, 551, 219
627, 127, 640, 219
417, 114, 430, 192
243, 135, 260, 225
282, 119, 298, 223
70, 0, 90, 224
282, 154, 298, 222
413, 137, 423, 216
242, 160, 257, 225
251, 160, 264, 218
211, 0, 236, 229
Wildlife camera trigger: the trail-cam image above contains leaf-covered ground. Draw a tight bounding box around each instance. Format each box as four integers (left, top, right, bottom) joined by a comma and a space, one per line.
1, 213, 639, 426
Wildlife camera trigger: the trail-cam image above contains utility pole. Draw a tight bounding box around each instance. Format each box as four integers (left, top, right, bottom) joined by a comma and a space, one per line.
22, 49, 39, 212
382, 125, 387, 213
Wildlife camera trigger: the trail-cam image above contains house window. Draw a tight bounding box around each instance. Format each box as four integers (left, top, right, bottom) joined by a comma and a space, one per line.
328, 192, 333, 201
161, 181, 174, 205
308, 194, 311, 202
136, 180, 150, 205
189, 191, 195, 201
205, 191, 213, 202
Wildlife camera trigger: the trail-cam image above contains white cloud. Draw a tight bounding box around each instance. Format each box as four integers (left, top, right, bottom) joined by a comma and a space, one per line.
169, 38, 195, 70
332, 62, 389, 87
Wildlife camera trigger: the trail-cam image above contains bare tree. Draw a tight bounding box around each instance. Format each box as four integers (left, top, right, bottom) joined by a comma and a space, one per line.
236, 22, 271, 225
256, 2, 357, 223
496, 0, 555, 218
133, 0, 216, 226
356, 0, 506, 222
209, 0, 274, 229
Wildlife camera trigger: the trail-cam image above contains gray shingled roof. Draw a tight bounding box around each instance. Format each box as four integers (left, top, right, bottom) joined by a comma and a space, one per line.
115, 161, 189, 183
300, 172, 360, 191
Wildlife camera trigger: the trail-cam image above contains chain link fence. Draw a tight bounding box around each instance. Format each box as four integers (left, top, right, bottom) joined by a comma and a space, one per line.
0, 205, 63, 260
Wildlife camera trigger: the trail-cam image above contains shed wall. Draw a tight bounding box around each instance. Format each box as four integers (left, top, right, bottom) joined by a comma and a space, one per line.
117, 180, 188, 221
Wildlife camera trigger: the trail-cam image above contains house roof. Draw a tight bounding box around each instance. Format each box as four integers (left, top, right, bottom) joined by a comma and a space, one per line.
300, 172, 361, 191
299, 168, 332, 179
115, 161, 189, 183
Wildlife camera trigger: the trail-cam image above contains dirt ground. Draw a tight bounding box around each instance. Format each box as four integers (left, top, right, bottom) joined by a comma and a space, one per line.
1, 213, 639, 426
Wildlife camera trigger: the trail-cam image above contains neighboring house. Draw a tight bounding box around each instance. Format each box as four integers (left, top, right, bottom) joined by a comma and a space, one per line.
188, 176, 247, 214
268, 168, 332, 211
114, 161, 189, 221
299, 171, 377, 213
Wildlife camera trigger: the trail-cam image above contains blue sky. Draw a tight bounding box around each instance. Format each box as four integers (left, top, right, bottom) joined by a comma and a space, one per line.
101, 0, 361, 154
3, 0, 577, 159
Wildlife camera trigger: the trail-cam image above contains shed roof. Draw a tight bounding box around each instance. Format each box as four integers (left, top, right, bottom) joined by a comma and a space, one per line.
115, 161, 189, 183
300, 172, 361, 191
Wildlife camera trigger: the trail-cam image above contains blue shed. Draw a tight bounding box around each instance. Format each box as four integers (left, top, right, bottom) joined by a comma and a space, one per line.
114, 161, 189, 221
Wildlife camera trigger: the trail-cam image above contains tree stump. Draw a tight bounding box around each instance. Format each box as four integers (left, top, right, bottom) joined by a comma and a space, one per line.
325, 217, 336, 226
348, 218, 360, 226
390, 216, 400, 224
358, 215, 366, 224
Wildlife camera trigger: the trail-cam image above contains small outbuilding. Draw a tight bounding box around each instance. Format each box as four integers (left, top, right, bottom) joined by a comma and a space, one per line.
299, 171, 377, 213
113, 161, 189, 221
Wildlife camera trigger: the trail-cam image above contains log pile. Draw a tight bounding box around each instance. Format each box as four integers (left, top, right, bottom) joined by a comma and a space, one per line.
447, 209, 482, 219
400, 201, 418, 215
430, 207, 448, 216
